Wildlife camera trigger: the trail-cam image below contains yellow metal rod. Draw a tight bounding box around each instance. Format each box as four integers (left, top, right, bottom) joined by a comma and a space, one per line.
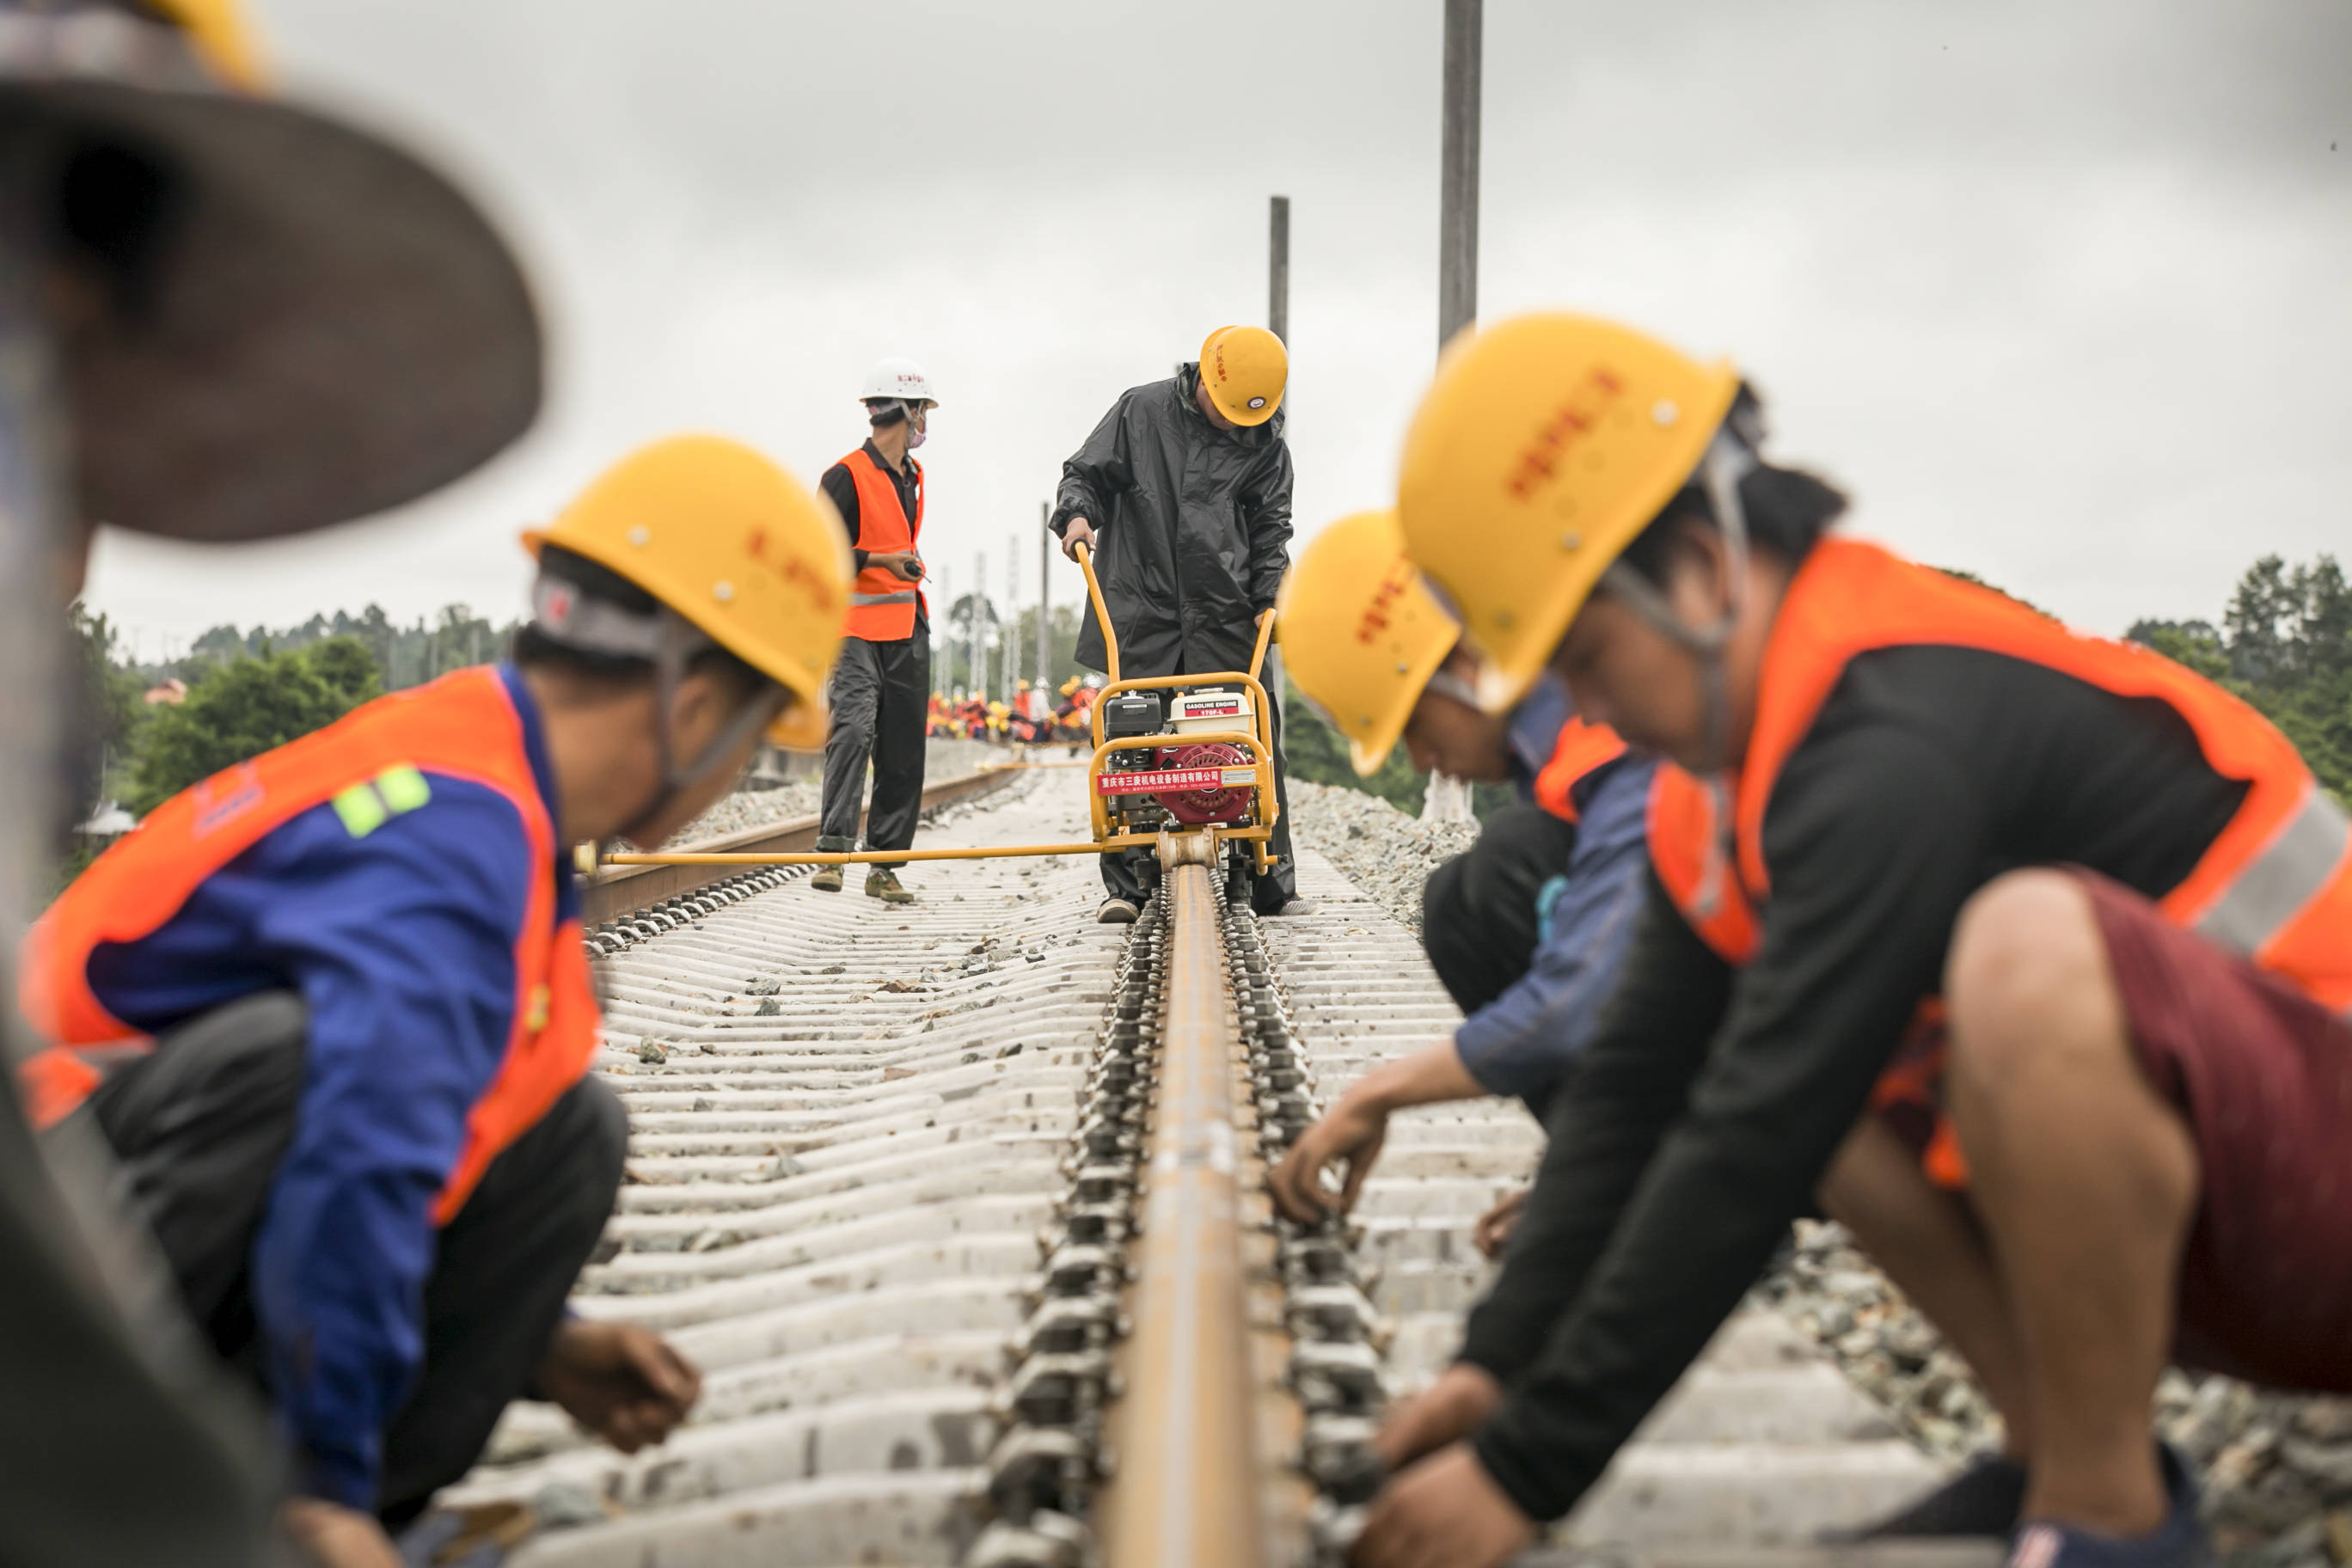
1075, 541, 1120, 685
1247, 605, 1276, 683
602, 828, 1271, 868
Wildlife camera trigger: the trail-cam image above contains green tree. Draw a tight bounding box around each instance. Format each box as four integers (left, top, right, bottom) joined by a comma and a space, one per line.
1280, 674, 1429, 814
126, 639, 382, 814
68, 602, 147, 811
2130, 554, 2351, 806
304, 636, 383, 707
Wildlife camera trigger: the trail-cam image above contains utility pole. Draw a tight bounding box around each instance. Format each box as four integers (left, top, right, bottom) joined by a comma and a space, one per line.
1438, 0, 1481, 351
1427, 0, 1483, 824
1037, 502, 1051, 709
933, 563, 949, 695
972, 550, 986, 701
1268, 194, 1290, 344
1004, 536, 1018, 707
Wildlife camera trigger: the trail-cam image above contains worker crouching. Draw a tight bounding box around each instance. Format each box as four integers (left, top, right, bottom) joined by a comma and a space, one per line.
22, 436, 848, 1560
1357, 314, 2352, 1568
1266, 511, 1654, 1254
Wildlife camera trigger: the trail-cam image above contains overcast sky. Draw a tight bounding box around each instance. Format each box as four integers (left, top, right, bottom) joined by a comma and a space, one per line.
83, 0, 2349, 658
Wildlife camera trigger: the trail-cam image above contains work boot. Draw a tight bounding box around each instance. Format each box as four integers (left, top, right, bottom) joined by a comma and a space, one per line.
1824, 1454, 2027, 1541
865, 868, 916, 904
809, 835, 854, 892
1998, 1447, 2213, 1568
1097, 897, 1139, 925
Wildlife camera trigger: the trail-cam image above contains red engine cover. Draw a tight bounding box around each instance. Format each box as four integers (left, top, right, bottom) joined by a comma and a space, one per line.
1155, 741, 1253, 824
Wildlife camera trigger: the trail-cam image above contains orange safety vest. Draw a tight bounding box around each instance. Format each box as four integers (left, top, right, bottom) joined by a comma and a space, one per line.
1649, 538, 2352, 1181
841, 446, 925, 641
20, 667, 602, 1223
1531, 717, 1630, 824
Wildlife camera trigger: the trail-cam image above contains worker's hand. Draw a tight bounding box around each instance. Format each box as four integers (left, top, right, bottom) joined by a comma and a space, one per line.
870, 550, 923, 583
1061, 517, 1095, 560
535, 1318, 701, 1453
1268, 1088, 1391, 1223
280, 1498, 403, 1568
1349, 1442, 1534, 1568
1472, 1187, 1528, 1260
1372, 1362, 1504, 1472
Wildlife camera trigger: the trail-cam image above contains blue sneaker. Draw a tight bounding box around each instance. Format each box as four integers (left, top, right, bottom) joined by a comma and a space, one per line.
2004, 1447, 2214, 1568
1824, 1453, 2027, 1540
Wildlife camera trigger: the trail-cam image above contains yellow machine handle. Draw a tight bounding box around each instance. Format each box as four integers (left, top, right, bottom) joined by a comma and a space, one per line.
1073, 541, 1119, 685
1248, 607, 1275, 683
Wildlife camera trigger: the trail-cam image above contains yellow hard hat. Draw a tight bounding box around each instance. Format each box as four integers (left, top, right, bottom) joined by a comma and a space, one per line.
1277, 511, 1461, 775
148, 0, 270, 89
524, 436, 851, 750
1199, 325, 1287, 426
1398, 313, 1739, 711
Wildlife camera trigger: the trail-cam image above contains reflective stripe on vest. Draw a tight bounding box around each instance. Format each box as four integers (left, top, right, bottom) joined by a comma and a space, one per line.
842, 447, 925, 641
1647, 538, 2352, 1017
1645, 764, 1760, 962
1531, 718, 1630, 824
20, 668, 603, 1219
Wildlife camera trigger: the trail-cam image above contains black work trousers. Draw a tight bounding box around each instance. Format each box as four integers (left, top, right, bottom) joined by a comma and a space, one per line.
1419, 802, 1581, 1015
1101, 661, 1298, 916
87, 991, 628, 1528
820, 632, 931, 870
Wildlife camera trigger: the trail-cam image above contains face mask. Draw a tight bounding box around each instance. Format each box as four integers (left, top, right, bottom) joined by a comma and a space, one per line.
906, 410, 928, 450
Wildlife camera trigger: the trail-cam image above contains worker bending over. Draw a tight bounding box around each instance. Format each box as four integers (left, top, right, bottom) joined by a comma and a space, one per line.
1355, 313, 2352, 1568
1267, 511, 1652, 1254
25, 438, 848, 1566
1053, 325, 1308, 922
812, 358, 934, 903
1, 0, 552, 1561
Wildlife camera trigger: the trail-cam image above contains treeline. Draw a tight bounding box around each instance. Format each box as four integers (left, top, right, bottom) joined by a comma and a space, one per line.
74, 602, 517, 829
1283, 551, 2352, 813
2127, 554, 2350, 804
70, 549, 2352, 839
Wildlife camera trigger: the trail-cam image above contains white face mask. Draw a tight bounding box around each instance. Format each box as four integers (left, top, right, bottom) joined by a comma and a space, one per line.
906, 408, 929, 450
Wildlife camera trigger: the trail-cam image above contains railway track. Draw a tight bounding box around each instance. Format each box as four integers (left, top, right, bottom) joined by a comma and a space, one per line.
439, 769, 1991, 1568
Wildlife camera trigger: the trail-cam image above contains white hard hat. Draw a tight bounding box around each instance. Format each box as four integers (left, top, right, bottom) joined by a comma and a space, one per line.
859, 358, 937, 408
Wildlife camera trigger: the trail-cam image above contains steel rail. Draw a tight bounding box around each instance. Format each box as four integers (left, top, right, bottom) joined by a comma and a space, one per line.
1091, 850, 1298, 1568
581, 763, 1015, 922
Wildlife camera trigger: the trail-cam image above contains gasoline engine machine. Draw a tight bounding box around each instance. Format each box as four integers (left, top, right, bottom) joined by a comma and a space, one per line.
1077, 544, 1279, 902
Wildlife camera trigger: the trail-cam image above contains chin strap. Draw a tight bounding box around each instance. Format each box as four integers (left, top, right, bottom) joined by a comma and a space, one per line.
530, 573, 781, 849
1593, 431, 1757, 915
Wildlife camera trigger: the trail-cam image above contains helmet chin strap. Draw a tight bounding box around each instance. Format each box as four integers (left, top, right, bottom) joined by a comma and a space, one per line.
613, 613, 782, 849
527, 571, 781, 853
1593, 432, 1757, 915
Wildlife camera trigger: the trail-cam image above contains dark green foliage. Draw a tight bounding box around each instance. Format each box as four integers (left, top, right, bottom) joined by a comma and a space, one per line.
126, 639, 383, 814
161, 603, 513, 693
1934, 567, 2052, 617
68, 602, 148, 809
1279, 674, 1430, 814
2128, 554, 2352, 805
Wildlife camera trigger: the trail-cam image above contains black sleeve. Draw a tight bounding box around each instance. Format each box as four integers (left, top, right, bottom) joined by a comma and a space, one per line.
819, 462, 867, 570
1241, 441, 1295, 611
1051, 394, 1134, 536
1457, 873, 1732, 1376
1466, 722, 1993, 1522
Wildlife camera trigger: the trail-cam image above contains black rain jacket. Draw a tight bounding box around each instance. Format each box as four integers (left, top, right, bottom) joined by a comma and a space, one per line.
1050, 364, 1294, 679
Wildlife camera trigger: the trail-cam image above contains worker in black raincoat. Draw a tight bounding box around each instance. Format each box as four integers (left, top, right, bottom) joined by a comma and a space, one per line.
1050, 327, 1310, 922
